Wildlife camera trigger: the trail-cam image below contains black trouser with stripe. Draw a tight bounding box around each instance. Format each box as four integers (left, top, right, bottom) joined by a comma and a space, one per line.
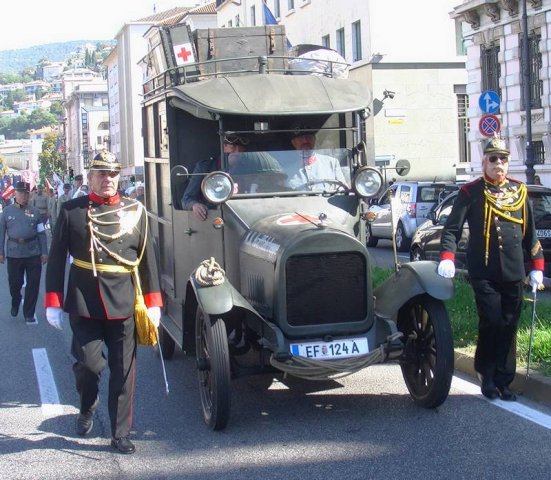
7, 255, 42, 318
69, 315, 136, 439
471, 278, 524, 388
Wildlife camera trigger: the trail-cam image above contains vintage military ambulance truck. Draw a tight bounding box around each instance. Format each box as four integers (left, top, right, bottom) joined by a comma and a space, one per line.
141, 25, 455, 430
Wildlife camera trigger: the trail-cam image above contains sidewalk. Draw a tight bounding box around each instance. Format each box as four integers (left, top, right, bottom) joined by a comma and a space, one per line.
454, 350, 551, 408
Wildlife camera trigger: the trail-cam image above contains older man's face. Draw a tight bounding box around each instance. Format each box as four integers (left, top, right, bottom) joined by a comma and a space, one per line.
291, 134, 316, 151
483, 152, 509, 183
88, 170, 120, 197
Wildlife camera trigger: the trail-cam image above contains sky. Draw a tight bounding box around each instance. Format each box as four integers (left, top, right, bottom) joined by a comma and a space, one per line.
0, 0, 200, 50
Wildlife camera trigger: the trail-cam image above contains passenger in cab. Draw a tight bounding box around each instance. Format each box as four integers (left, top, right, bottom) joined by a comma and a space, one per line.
182, 135, 248, 220
286, 128, 347, 191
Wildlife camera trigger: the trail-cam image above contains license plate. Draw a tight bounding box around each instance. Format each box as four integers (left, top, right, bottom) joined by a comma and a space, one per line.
290, 337, 369, 360
537, 229, 551, 238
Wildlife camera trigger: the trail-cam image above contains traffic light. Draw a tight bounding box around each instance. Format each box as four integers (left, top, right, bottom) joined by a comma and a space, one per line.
130, 175, 136, 186
69, 168, 74, 181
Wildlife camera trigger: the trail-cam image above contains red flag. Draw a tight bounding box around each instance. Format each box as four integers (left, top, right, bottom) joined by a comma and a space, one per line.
1, 183, 15, 200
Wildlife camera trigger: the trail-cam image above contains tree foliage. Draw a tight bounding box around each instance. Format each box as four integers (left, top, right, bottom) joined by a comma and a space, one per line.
49, 101, 63, 118
1, 89, 27, 110
0, 108, 58, 139
38, 132, 64, 183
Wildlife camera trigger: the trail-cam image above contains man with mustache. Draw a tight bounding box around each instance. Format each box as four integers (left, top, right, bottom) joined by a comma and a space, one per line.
437, 136, 544, 401
45, 151, 162, 454
286, 128, 347, 191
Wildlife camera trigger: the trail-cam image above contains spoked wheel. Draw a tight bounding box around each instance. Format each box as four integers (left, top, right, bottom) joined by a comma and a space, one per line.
195, 306, 231, 430
397, 294, 453, 408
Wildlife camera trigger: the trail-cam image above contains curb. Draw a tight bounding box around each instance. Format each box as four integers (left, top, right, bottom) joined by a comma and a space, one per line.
454, 350, 551, 408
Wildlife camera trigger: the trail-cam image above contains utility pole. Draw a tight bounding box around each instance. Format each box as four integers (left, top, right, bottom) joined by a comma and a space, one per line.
522, 0, 536, 184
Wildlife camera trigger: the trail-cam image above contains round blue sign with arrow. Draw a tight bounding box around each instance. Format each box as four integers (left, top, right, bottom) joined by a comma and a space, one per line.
479, 90, 500, 114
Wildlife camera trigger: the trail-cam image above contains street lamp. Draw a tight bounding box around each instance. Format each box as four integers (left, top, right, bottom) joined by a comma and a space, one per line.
522, 0, 535, 184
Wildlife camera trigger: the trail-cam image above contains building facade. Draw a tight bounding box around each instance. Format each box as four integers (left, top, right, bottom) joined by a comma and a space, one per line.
105, 5, 217, 188
216, 0, 467, 182
452, 0, 551, 184
63, 82, 108, 176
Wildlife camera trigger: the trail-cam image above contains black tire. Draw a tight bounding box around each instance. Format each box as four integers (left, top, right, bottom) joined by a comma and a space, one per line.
410, 246, 426, 262
395, 222, 411, 252
158, 323, 176, 360
397, 294, 454, 408
195, 306, 231, 430
366, 225, 379, 247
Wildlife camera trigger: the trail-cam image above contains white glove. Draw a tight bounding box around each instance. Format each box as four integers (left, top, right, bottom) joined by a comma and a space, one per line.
437, 259, 456, 278
147, 307, 161, 328
46, 307, 64, 330
529, 270, 544, 293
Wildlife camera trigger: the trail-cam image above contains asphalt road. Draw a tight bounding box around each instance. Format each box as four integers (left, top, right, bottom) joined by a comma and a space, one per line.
1, 247, 551, 479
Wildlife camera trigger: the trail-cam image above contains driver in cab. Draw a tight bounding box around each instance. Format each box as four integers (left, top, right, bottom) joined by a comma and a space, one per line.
286, 128, 347, 191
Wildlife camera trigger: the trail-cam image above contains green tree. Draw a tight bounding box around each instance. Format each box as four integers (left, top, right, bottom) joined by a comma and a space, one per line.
2, 89, 27, 110
49, 101, 63, 118
28, 108, 58, 130
0, 113, 29, 139
38, 132, 64, 183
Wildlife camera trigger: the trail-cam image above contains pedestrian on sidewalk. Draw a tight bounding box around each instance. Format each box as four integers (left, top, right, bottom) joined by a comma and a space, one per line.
0, 182, 48, 324
437, 136, 544, 401
44, 151, 163, 455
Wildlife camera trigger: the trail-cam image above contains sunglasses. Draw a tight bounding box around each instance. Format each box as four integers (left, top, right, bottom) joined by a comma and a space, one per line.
488, 155, 509, 163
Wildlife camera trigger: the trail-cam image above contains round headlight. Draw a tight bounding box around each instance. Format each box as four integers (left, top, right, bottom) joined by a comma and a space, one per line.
352, 167, 383, 198
201, 171, 234, 204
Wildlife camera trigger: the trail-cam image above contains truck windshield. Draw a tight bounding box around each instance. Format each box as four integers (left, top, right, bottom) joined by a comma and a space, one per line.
226, 148, 351, 195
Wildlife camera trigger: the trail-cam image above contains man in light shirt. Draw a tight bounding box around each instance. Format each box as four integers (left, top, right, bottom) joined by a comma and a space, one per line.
71, 174, 87, 199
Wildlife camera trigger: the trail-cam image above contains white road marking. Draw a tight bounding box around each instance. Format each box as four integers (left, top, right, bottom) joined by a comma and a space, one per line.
452, 376, 551, 430
32, 348, 63, 416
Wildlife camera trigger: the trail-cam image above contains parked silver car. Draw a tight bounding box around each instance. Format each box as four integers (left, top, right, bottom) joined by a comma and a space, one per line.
366, 181, 458, 251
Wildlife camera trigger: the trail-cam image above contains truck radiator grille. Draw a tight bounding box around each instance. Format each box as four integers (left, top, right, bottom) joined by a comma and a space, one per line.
285, 252, 367, 326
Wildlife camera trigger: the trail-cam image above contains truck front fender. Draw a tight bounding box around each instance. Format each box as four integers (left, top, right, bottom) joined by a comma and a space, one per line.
190, 277, 288, 358
373, 261, 454, 320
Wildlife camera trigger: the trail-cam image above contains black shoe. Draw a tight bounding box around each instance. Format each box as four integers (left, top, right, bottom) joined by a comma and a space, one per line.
111, 437, 136, 455
25, 315, 38, 325
481, 376, 499, 400
11, 306, 19, 317
497, 385, 517, 401
76, 412, 94, 436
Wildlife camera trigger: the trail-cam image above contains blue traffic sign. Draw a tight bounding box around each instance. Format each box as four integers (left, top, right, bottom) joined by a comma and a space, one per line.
479, 90, 500, 114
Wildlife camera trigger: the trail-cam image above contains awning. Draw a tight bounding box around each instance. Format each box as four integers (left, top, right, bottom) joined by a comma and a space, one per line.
168, 74, 371, 118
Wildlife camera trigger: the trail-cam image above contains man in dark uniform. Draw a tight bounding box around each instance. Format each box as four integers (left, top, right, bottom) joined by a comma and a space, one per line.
45, 151, 163, 454
182, 134, 248, 220
438, 136, 544, 401
0, 181, 48, 324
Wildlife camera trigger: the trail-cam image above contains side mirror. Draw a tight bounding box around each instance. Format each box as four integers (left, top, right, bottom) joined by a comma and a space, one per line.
427, 211, 436, 224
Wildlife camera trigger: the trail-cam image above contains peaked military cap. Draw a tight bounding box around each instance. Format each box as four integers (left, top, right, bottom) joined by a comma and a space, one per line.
15, 181, 30, 192
89, 151, 121, 171
483, 136, 510, 156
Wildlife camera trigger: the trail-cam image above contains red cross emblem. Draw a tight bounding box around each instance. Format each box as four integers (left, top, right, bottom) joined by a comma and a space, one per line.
173, 43, 194, 65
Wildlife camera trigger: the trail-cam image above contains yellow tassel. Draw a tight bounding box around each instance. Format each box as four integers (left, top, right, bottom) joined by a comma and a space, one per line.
134, 293, 158, 346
